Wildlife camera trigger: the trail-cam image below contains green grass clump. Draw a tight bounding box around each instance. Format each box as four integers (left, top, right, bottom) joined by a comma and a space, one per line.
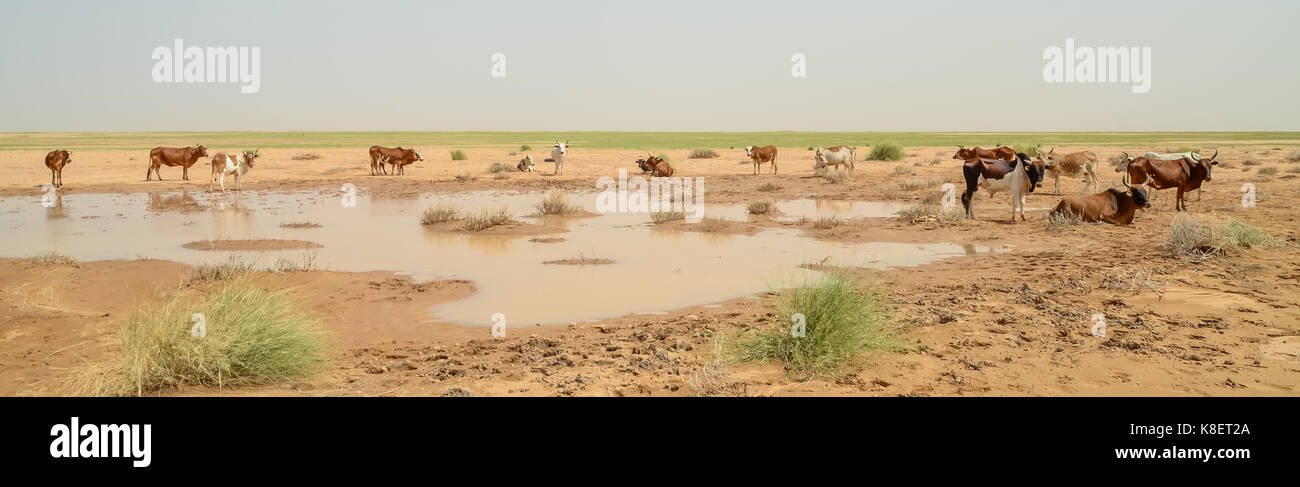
867, 142, 905, 161
65, 276, 326, 396
458, 206, 512, 231
534, 190, 582, 215
735, 271, 891, 375
450, 150, 468, 160
520, 144, 532, 151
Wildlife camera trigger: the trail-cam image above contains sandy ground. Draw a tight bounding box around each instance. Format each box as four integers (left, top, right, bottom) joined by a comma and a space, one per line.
2, 144, 1298, 396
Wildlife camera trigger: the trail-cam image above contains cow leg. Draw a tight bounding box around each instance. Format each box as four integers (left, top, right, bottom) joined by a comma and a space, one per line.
772, 156, 778, 175
1176, 188, 1185, 211
183, 166, 189, 181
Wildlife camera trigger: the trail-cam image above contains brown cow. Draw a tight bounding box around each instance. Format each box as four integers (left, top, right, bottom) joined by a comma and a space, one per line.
368, 146, 423, 176
960, 153, 1044, 222
1049, 186, 1150, 225
745, 145, 778, 175
44, 150, 71, 188
147, 145, 209, 181
1038, 147, 1100, 195
643, 155, 674, 177
1116, 150, 1217, 211
953, 145, 1016, 161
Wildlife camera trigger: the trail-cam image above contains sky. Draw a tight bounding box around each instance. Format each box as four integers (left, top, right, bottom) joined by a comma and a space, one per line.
1, 0, 1297, 132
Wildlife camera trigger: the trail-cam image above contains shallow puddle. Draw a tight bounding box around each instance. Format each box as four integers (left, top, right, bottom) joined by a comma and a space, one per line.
1, 189, 999, 326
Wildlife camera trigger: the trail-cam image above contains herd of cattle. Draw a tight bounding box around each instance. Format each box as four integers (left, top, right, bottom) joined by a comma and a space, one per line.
38, 141, 1221, 224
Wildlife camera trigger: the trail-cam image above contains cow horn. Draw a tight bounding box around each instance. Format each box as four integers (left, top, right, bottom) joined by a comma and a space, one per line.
1209, 150, 1218, 161
1121, 152, 1130, 160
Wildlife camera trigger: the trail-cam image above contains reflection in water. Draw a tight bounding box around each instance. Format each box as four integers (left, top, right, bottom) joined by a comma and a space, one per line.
0, 190, 998, 325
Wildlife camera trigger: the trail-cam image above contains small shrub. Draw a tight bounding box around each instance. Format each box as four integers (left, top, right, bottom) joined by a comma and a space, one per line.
191, 256, 252, 282
65, 277, 326, 396
812, 216, 841, 229
271, 251, 318, 273
455, 173, 478, 182
892, 165, 914, 176
31, 251, 78, 266
450, 150, 467, 160
292, 153, 323, 161
520, 145, 532, 151
757, 182, 781, 192
820, 169, 847, 184
487, 162, 513, 173
459, 206, 512, 231
747, 201, 774, 215
1258, 166, 1278, 176
535, 190, 582, 215
651, 211, 685, 224
419, 204, 459, 225
735, 271, 891, 376
897, 178, 931, 191
1167, 215, 1280, 258
1242, 159, 1261, 166
689, 149, 720, 159
867, 142, 905, 161
1287, 151, 1300, 162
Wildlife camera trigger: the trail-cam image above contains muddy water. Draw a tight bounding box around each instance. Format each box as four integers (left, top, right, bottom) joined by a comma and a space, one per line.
0, 190, 998, 326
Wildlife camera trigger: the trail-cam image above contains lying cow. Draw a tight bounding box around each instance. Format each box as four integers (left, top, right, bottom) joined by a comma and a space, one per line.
1049, 186, 1150, 225
517, 154, 536, 172
147, 145, 209, 181
813, 146, 855, 172
642, 155, 673, 177
209, 150, 258, 194
368, 146, 423, 176
551, 141, 569, 175
1116, 150, 1217, 211
953, 145, 1016, 162
960, 153, 1044, 222
1038, 147, 1100, 195
44, 150, 71, 188
745, 145, 778, 175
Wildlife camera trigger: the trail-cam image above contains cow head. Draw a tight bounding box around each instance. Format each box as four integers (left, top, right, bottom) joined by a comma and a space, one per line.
196, 145, 209, 158
1115, 152, 1133, 172
241, 149, 259, 167
1129, 185, 1150, 209
554, 141, 568, 156
953, 145, 973, 160
1192, 150, 1219, 181
813, 147, 827, 168
60, 150, 71, 164
409, 148, 424, 162
745, 146, 754, 158
1018, 153, 1044, 191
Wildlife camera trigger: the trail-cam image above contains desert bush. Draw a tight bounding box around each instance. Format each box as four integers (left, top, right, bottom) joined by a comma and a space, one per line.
757, 182, 781, 192
455, 173, 478, 182
450, 150, 467, 160
65, 276, 326, 396
867, 142, 905, 161
735, 271, 891, 375
520, 144, 531, 151
458, 206, 512, 231
747, 201, 774, 215
1167, 215, 1280, 258
30, 251, 78, 266
271, 251, 318, 273
420, 203, 459, 225
1258, 166, 1278, 176
535, 190, 582, 215
689, 149, 720, 159
191, 255, 253, 282
487, 162, 513, 173
651, 211, 685, 224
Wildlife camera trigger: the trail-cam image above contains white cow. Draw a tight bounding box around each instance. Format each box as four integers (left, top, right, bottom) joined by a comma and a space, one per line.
209, 150, 258, 194
550, 141, 569, 175
813, 146, 855, 172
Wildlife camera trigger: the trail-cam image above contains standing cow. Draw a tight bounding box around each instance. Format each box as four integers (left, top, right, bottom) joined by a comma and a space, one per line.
368, 146, 423, 176
147, 145, 209, 181
550, 141, 569, 175
1038, 147, 1100, 195
1116, 151, 1217, 211
745, 145, 778, 175
960, 153, 1044, 222
44, 150, 71, 188
813, 146, 855, 172
209, 150, 258, 194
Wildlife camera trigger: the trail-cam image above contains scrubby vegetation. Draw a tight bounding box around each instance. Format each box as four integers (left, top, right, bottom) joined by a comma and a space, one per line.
1166, 215, 1281, 258
867, 142, 905, 161
535, 190, 582, 215
450, 150, 468, 160
689, 149, 720, 159
458, 206, 512, 231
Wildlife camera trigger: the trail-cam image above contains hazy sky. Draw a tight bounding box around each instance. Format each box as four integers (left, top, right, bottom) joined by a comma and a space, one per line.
2, 0, 1297, 132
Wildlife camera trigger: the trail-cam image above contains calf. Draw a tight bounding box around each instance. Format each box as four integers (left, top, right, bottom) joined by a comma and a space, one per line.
1038, 147, 1100, 195
517, 154, 536, 172
148, 145, 209, 181
745, 145, 778, 175
551, 141, 569, 175
953, 145, 1016, 161
813, 146, 855, 172
44, 150, 71, 188
209, 150, 258, 193
368, 146, 423, 176
1116, 150, 1217, 211
1049, 186, 1150, 225
960, 153, 1044, 222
